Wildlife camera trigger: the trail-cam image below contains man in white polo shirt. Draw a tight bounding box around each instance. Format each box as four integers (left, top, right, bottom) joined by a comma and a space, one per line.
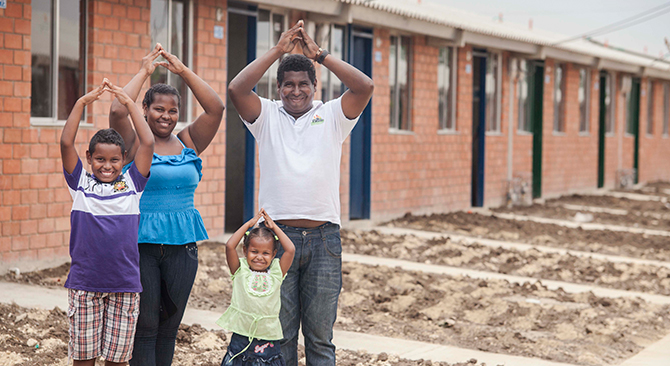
227, 20, 374, 366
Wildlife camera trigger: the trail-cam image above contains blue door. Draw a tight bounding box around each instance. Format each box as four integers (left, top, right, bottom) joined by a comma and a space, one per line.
225, 4, 256, 231
348, 26, 372, 220
471, 51, 487, 207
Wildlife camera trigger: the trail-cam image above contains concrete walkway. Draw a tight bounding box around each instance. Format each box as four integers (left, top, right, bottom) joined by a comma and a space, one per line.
0, 281, 581, 366
591, 190, 668, 203
483, 210, 670, 237
343, 253, 670, 305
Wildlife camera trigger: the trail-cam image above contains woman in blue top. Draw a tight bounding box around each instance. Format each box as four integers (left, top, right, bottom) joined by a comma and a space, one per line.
109, 44, 224, 366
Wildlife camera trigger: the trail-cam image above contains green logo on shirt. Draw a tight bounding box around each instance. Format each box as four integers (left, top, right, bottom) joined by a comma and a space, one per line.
311, 115, 324, 125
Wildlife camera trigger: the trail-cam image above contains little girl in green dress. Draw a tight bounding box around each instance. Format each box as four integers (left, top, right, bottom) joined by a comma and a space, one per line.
217, 209, 295, 366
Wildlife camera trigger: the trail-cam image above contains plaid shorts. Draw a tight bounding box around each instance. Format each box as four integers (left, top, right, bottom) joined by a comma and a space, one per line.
68, 289, 140, 362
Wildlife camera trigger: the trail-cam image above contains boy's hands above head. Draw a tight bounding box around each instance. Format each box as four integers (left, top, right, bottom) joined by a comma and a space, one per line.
108, 82, 135, 107
78, 78, 112, 106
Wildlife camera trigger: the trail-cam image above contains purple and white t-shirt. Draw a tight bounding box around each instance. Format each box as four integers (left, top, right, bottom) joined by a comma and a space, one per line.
63, 159, 148, 293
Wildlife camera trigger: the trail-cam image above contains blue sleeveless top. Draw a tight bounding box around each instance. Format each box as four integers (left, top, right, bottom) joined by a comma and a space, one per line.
137, 139, 208, 245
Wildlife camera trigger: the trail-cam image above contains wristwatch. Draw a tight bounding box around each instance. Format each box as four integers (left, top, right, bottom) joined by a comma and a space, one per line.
315, 48, 329, 64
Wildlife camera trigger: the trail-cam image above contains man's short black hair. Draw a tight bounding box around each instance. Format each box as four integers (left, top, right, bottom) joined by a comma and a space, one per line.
89, 128, 126, 155
142, 83, 181, 109
277, 54, 316, 86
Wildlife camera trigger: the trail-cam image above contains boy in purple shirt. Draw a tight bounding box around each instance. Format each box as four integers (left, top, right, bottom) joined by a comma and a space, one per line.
60, 78, 154, 366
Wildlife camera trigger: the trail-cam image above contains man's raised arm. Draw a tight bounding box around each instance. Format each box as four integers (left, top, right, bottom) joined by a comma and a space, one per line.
298, 27, 374, 120
228, 21, 304, 123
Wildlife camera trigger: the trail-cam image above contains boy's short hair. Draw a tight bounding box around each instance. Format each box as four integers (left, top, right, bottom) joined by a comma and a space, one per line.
89, 128, 126, 155
243, 226, 280, 252
277, 54, 316, 86
142, 83, 181, 109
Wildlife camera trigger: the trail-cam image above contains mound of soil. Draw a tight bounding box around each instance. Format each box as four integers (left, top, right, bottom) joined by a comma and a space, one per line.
0, 303, 488, 366
556, 194, 670, 214
338, 261, 670, 366
493, 196, 670, 230
389, 212, 670, 261
342, 230, 670, 296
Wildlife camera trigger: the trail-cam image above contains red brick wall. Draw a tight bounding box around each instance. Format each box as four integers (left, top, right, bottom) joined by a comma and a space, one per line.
191, 0, 227, 237
540, 61, 598, 196
639, 79, 670, 182
0, 0, 72, 266
0, 0, 227, 268
369, 31, 471, 221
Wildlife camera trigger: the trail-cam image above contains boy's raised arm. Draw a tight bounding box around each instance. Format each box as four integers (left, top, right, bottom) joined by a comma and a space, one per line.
109, 83, 154, 177
61, 80, 110, 174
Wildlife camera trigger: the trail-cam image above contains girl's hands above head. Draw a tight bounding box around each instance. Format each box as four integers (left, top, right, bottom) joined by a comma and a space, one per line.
260, 208, 276, 230
78, 78, 112, 106
246, 210, 263, 229
276, 20, 304, 54
140, 43, 165, 76
299, 27, 320, 60
157, 50, 187, 76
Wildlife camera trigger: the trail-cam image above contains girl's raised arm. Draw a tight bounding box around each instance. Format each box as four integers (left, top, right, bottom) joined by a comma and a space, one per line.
226, 211, 262, 275
157, 50, 224, 155
261, 209, 295, 276
61, 80, 110, 174
109, 83, 155, 177
109, 44, 164, 162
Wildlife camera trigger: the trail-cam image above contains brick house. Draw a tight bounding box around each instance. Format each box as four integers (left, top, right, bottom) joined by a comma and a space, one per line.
1, 0, 669, 269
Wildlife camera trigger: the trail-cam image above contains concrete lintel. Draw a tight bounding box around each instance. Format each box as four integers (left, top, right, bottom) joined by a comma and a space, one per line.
463, 31, 538, 54
427, 29, 464, 48
252, 0, 342, 16
545, 47, 595, 66
350, 6, 458, 40
599, 58, 643, 74
306, 3, 351, 24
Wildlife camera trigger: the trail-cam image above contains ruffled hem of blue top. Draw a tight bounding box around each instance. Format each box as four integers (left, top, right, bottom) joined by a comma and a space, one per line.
135, 147, 209, 245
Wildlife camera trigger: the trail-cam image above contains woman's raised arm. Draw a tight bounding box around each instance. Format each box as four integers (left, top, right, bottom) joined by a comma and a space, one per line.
158, 50, 224, 155
109, 44, 164, 162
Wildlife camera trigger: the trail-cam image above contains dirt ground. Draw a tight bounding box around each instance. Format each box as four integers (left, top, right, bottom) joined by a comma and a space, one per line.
388, 211, 670, 261
7, 241, 670, 366
493, 194, 670, 230
341, 230, 670, 295
616, 181, 670, 197
0, 302, 487, 366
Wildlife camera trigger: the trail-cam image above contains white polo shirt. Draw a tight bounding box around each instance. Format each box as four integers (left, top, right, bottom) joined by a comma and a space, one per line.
242, 97, 359, 225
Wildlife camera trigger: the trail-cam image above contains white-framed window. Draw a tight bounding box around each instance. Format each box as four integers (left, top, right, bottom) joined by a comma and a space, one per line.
31, 0, 87, 124
647, 80, 654, 136
517, 59, 532, 133
664, 82, 669, 136
485, 52, 501, 132
256, 9, 286, 101
553, 63, 566, 133
578, 67, 590, 133
438, 46, 457, 131
389, 35, 411, 131
603, 72, 615, 134
316, 24, 346, 102
150, 0, 193, 122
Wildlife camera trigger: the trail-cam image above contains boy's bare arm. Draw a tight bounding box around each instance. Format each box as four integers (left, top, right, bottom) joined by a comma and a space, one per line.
61, 80, 110, 174
109, 83, 155, 177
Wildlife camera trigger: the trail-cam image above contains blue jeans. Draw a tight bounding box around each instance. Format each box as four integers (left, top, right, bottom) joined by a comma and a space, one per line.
130, 243, 198, 366
271, 222, 342, 366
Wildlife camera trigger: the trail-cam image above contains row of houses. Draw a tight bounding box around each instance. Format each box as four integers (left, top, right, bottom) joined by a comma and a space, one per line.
1, 0, 670, 268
